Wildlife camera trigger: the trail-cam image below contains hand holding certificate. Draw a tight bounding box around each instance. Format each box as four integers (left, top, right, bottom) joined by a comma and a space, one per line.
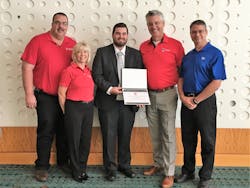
122, 68, 150, 105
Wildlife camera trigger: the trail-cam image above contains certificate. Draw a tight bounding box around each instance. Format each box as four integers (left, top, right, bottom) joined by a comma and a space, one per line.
122, 68, 150, 105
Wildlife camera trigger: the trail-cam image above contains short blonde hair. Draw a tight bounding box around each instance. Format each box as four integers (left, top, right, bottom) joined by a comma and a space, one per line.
72, 41, 91, 64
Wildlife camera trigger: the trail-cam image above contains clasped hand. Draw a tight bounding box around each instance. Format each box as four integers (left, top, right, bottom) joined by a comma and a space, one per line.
181, 96, 197, 110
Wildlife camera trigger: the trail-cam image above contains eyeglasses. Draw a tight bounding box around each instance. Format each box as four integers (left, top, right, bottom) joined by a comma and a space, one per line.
190, 30, 206, 35
53, 21, 68, 26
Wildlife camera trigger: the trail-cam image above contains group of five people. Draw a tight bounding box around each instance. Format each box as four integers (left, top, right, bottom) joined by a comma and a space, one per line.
21, 10, 226, 188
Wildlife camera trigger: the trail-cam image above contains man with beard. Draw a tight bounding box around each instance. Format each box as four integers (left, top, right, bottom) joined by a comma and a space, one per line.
92, 22, 143, 181
21, 12, 76, 182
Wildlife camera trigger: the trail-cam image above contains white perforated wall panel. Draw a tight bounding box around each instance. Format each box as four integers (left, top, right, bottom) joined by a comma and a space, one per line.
0, 0, 249, 128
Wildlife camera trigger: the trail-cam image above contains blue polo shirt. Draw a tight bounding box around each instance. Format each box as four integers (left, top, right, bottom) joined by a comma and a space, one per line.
180, 42, 226, 93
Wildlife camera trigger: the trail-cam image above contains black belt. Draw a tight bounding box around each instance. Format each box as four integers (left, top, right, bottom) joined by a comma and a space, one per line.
34, 88, 43, 93
78, 100, 93, 104
67, 99, 93, 104
149, 86, 174, 93
34, 88, 57, 97
184, 92, 200, 97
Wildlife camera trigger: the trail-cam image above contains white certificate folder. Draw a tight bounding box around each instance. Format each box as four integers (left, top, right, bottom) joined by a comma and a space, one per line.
122, 68, 151, 105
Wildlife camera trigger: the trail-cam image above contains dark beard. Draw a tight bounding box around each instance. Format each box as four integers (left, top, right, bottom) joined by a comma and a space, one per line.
113, 41, 127, 47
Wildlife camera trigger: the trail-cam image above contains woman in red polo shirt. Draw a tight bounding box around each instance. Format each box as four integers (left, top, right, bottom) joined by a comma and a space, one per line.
58, 41, 94, 183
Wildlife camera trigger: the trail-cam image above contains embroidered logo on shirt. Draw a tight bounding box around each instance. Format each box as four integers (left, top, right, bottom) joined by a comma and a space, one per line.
66, 48, 73, 51
161, 48, 170, 52
201, 56, 206, 60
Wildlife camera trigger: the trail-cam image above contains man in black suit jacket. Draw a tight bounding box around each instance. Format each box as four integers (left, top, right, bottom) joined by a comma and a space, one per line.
92, 23, 143, 181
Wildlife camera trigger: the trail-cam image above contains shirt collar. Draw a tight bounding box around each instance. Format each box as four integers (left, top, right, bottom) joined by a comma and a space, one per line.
71, 62, 89, 70
71, 62, 78, 68
113, 44, 126, 55
46, 31, 53, 41
148, 34, 168, 46
47, 31, 68, 45
193, 42, 211, 52
202, 42, 211, 50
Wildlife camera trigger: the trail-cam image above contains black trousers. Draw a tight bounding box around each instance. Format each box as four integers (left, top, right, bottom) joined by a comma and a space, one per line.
181, 94, 217, 180
98, 101, 135, 172
34, 90, 68, 170
64, 100, 93, 177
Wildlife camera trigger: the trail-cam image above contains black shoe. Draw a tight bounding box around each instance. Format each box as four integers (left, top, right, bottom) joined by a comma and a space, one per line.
118, 167, 136, 178
174, 173, 195, 183
105, 171, 116, 181
81, 172, 89, 180
198, 179, 210, 188
35, 169, 48, 182
72, 175, 83, 183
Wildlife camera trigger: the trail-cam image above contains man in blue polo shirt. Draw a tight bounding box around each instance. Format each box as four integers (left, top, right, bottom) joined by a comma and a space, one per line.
175, 20, 226, 188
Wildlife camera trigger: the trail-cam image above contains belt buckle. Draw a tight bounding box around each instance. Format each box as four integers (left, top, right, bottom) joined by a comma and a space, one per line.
161, 88, 167, 92
187, 93, 195, 97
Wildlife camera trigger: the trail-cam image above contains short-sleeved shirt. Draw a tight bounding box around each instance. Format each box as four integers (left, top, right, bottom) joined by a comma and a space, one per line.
59, 63, 94, 102
21, 31, 76, 95
140, 34, 184, 90
180, 42, 226, 93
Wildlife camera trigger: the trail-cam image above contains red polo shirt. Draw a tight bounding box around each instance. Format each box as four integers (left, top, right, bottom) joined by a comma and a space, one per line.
21, 31, 76, 95
140, 34, 184, 90
59, 63, 94, 102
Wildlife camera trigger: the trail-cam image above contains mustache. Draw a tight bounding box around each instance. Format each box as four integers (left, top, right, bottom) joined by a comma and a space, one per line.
57, 28, 65, 31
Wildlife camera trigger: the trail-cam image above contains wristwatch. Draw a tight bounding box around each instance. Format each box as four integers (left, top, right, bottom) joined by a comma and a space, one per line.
193, 98, 199, 105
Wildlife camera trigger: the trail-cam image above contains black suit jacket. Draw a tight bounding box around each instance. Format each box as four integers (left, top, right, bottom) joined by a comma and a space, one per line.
92, 44, 143, 111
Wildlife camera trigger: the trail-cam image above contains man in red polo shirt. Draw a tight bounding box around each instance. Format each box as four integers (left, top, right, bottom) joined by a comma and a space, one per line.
21, 12, 76, 182
140, 10, 184, 188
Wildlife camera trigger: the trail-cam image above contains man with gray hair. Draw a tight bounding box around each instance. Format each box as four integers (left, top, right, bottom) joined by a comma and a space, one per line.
140, 10, 184, 188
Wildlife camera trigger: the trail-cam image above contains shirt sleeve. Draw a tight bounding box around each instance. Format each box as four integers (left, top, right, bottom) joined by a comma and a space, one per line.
212, 51, 227, 80
59, 69, 71, 87
21, 36, 39, 65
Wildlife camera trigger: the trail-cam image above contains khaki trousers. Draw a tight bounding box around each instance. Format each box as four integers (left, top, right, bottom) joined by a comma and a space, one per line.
146, 87, 177, 176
